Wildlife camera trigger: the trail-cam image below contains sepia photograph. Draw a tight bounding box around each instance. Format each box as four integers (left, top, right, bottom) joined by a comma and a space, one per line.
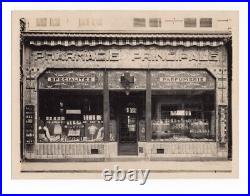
10, 8, 242, 187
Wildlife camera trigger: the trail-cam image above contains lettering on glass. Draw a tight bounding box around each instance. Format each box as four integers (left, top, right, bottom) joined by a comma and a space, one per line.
170, 110, 191, 116
125, 107, 137, 114
24, 105, 35, 145
219, 106, 228, 144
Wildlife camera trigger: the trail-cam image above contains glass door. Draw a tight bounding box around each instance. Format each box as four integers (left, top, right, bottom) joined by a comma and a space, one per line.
119, 113, 137, 143
118, 102, 138, 155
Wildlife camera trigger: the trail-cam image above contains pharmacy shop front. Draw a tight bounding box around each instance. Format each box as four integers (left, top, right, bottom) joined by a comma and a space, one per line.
22, 35, 231, 161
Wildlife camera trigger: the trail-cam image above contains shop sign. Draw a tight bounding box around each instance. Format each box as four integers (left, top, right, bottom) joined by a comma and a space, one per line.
219, 106, 227, 144
151, 70, 215, 90
170, 110, 191, 116
33, 50, 120, 62
24, 105, 35, 145
159, 76, 206, 83
32, 49, 219, 62
108, 71, 146, 89
48, 76, 95, 83
31, 47, 222, 69
39, 70, 103, 89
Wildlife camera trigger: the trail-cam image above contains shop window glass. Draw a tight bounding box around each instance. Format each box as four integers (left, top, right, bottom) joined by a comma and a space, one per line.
38, 90, 103, 143
151, 92, 216, 142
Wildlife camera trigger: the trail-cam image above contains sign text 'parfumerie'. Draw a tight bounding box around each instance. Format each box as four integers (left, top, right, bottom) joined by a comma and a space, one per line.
160, 77, 206, 83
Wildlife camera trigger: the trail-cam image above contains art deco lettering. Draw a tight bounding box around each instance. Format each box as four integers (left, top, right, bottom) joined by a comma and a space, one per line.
24, 105, 35, 145
151, 70, 215, 89
39, 70, 103, 89
131, 51, 219, 62
33, 50, 120, 62
32, 48, 220, 63
48, 76, 95, 82
159, 76, 206, 83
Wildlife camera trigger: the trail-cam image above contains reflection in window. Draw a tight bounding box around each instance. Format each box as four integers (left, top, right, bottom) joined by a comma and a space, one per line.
38, 90, 103, 143
151, 92, 216, 141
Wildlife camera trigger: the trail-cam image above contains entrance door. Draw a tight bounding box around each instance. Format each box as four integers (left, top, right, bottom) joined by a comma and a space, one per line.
118, 101, 138, 155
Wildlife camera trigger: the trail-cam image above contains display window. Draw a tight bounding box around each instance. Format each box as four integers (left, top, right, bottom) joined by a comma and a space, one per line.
38, 90, 104, 143
151, 91, 216, 142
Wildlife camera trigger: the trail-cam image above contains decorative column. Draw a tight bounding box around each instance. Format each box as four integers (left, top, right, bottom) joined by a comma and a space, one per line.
146, 70, 152, 141
103, 70, 110, 142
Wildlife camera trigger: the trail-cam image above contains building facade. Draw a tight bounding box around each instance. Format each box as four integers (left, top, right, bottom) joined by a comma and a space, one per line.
20, 12, 232, 161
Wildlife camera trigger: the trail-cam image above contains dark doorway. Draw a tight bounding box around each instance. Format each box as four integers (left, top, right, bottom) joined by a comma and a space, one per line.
110, 91, 145, 155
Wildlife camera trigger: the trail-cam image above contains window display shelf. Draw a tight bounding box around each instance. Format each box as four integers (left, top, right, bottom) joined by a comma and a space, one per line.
151, 135, 214, 142
152, 118, 213, 141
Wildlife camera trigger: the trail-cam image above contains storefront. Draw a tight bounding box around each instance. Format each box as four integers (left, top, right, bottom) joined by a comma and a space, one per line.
20, 15, 232, 161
